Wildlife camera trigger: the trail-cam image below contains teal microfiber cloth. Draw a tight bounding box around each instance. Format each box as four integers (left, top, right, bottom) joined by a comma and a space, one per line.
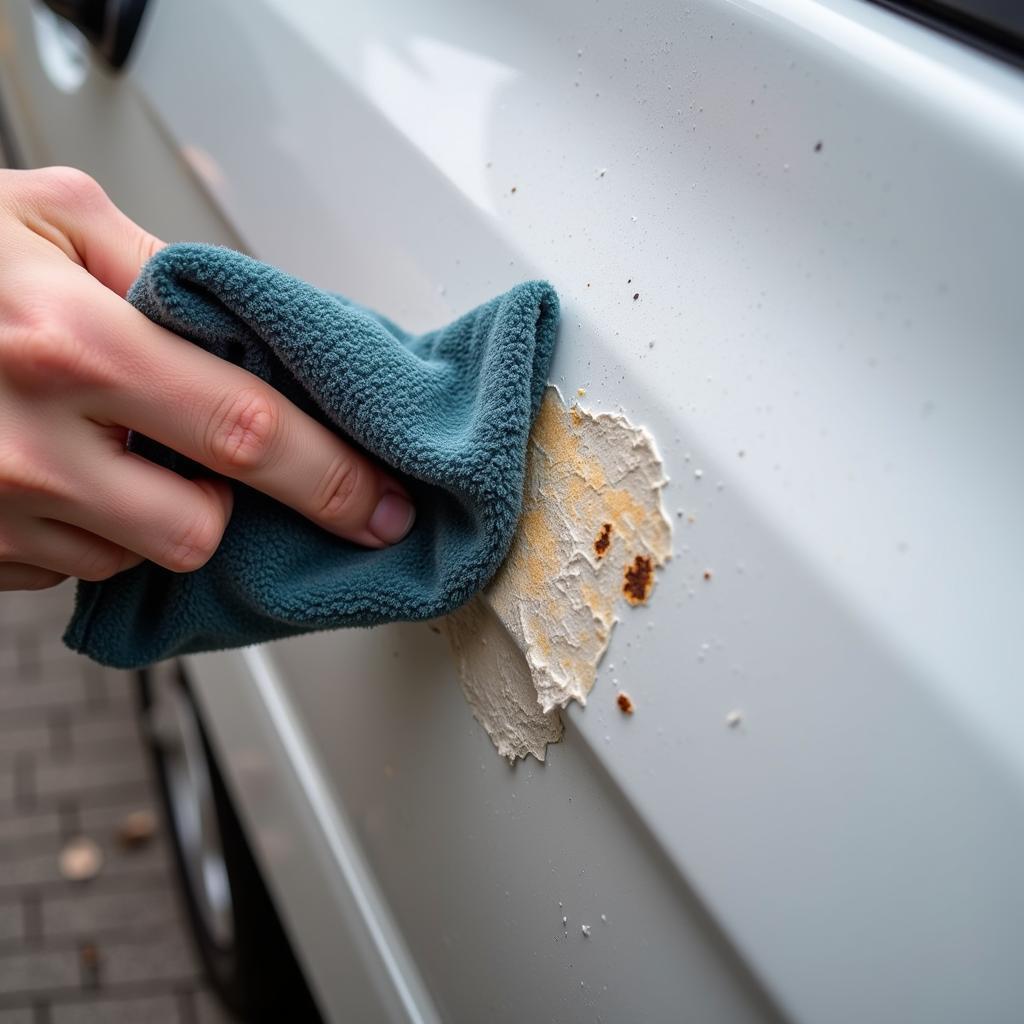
63, 244, 559, 668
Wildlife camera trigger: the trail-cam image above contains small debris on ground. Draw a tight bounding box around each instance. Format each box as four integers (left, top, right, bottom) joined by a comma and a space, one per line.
116, 809, 157, 850
79, 941, 102, 989
59, 837, 103, 882
616, 692, 635, 714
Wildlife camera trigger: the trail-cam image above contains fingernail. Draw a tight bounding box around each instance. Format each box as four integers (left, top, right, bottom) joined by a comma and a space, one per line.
368, 492, 416, 544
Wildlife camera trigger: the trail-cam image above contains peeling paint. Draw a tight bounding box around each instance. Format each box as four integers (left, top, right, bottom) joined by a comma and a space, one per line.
445, 386, 672, 761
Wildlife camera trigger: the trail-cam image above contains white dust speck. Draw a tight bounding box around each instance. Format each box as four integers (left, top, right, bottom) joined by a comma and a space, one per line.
726, 709, 743, 728
582, 924, 592, 937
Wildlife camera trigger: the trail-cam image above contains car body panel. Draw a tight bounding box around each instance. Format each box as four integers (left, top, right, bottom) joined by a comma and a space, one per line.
1, 0, 1022, 1020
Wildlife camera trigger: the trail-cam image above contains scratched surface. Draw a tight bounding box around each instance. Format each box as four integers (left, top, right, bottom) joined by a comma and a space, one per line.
446, 386, 672, 761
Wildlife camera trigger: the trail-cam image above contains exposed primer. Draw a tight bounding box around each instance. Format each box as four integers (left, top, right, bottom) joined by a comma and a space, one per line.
445, 385, 672, 761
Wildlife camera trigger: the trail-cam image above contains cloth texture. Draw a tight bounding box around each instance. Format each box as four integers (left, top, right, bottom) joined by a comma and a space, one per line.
63, 244, 559, 668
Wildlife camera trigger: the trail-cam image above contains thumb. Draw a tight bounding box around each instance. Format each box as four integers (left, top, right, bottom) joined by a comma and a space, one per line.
27, 166, 166, 299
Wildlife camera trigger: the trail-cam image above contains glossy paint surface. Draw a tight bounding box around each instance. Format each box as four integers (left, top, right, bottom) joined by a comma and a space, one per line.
2, 0, 1023, 1019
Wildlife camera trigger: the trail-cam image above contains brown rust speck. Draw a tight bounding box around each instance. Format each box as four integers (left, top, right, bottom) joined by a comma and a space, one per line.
617, 692, 635, 714
623, 554, 654, 605
594, 523, 613, 559
703, 569, 713, 581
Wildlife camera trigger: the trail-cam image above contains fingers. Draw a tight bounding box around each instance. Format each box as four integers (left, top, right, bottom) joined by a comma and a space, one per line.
3, 517, 143, 581
50, 449, 235, 573
15, 166, 165, 297
89, 290, 416, 548
0, 564, 67, 591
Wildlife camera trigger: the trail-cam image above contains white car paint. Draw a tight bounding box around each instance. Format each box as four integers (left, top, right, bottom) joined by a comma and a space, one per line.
1, 0, 1022, 1020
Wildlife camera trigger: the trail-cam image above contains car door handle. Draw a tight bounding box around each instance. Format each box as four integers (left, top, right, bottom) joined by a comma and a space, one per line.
40, 0, 150, 69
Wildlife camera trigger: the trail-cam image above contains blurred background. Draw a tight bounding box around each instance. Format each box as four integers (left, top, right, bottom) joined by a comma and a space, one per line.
0, 584, 232, 1022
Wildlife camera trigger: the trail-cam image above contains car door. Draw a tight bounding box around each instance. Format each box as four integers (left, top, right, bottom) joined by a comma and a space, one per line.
2, 1, 1023, 1022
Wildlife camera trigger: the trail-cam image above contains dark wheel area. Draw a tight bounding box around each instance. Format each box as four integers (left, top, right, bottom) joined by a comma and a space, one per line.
138, 662, 323, 1024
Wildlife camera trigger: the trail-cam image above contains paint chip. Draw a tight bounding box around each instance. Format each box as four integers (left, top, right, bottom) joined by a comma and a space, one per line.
445, 386, 672, 761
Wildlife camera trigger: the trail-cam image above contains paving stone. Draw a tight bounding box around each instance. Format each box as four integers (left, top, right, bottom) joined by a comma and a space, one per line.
100, 936, 202, 987
0, 807, 62, 852
0, 725, 50, 760
50, 993, 181, 1024
0, 678, 93, 720
0, 947, 79, 997
0, 905, 22, 945
42, 886, 181, 938
0, 1008, 34, 1024
0, 589, 220, 1018
33, 753, 151, 803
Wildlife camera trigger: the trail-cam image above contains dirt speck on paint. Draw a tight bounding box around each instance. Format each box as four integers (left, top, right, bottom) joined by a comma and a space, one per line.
623, 555, 654, 604
616, 692, 635, 714
445, 386, 672, 761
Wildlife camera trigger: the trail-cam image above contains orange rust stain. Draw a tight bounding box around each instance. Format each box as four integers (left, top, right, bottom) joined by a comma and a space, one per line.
623, 555, 655, 605
617, 692, 635, 714
594, 523, 613, 559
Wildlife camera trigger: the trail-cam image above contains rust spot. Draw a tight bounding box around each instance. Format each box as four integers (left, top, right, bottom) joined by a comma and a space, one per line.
594, 522, 613, 559
617, 692, 635, 714
623, 554, 654, 605
703, 569, 713, 581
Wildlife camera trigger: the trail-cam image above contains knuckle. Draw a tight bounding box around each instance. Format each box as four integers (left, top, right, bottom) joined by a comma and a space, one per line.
0, 317, 102, 392
315, 454, 362, 520
33, 166, 106, 210
0, 443, 64, 500
205, 388, 279, 471
163, 510, 222, 573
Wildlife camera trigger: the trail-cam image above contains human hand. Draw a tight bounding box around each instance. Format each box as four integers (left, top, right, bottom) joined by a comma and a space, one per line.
0, 167, 415, 591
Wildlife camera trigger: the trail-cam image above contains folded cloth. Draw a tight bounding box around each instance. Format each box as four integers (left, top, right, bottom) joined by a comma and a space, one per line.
63, 244, 559, 668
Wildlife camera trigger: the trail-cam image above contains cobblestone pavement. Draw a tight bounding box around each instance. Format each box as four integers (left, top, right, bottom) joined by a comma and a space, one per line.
0, 584, 233, 1023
